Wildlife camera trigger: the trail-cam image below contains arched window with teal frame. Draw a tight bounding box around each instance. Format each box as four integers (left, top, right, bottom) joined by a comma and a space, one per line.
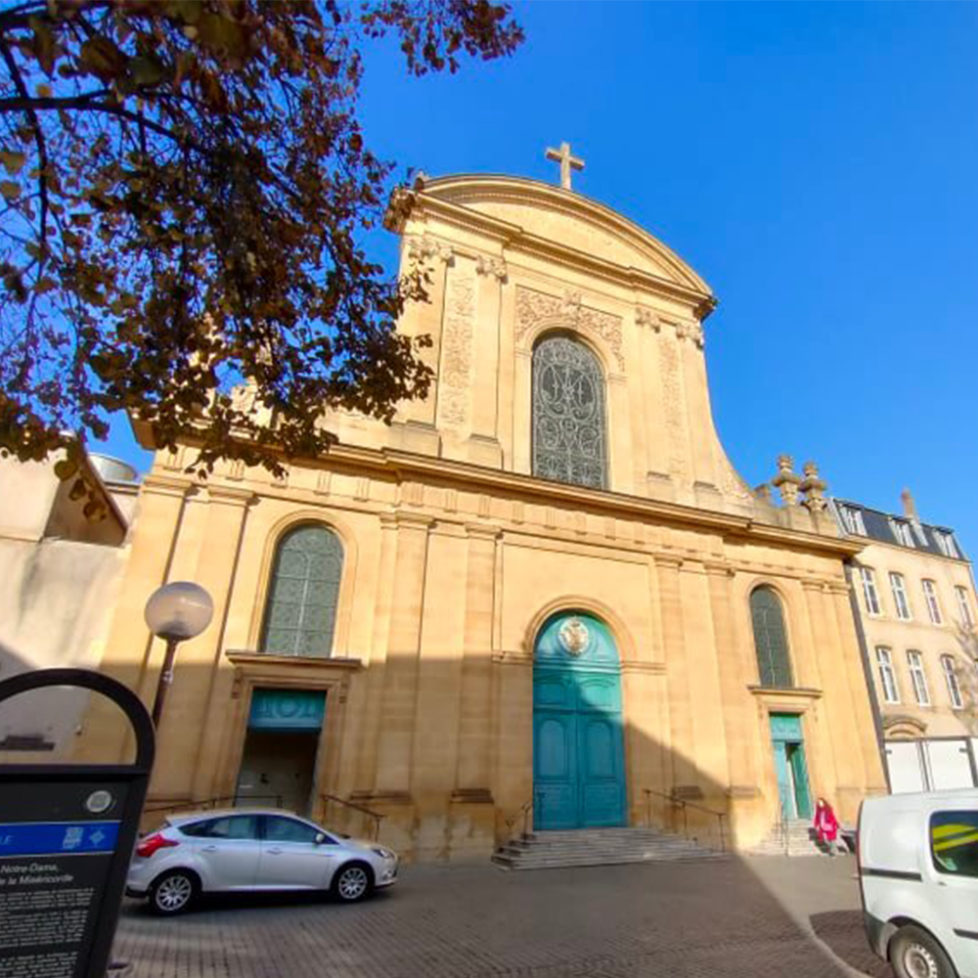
260, 524, 343, 658
750, 586, 794, 688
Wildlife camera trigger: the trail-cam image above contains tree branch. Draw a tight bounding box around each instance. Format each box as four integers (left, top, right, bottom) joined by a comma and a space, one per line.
0, 38, 49, 271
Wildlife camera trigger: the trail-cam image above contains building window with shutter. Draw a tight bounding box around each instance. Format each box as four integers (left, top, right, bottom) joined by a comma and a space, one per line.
941, 654, 964, 710
922, 579, 943, 625
890, 572, 912, 621
875, 647, 900, 704
260, 524, 344, 658
906, 650, 931, 706
750, 587, 793, 688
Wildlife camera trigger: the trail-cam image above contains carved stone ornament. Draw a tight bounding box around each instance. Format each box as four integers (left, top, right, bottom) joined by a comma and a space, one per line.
557, 616, 590, 657
799, 460, 828, 512
476, 255, 507, 280
439, 271, 476, 425
515, 286, 624, 369
635, 307, 661, 330
771, 454, 802, 506
407, 235, 453, 265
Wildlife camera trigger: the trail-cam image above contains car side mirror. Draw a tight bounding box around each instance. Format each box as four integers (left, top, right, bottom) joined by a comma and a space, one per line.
314, 832, 327, 846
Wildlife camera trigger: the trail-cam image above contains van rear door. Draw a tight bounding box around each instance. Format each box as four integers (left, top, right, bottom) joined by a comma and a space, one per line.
926, 804, 978, 978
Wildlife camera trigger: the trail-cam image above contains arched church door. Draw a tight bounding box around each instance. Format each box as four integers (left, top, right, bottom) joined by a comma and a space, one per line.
533, 611, 627, 830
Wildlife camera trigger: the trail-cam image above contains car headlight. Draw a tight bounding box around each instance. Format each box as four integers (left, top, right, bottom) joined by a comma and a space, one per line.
372, 847, 395, 860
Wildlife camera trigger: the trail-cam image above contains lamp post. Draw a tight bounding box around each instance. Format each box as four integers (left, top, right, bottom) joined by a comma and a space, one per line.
144, 581, 214, 728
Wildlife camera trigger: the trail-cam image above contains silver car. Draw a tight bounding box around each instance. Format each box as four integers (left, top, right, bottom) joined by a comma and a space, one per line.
126, 809, 398, 914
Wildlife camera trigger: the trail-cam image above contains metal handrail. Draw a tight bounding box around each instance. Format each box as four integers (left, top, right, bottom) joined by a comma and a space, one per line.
503, 797, 536, 843
642, 788, 727, 851
143, 794, 284, 817
320, 793, 385, 841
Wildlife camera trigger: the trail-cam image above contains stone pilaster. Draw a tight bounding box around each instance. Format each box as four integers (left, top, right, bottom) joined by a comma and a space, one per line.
800, 580, 861, 802
367, 513, 433, 851
74, 473, 188, 764
400, 236, 452, 429
653, 554, 697, 792
182, 486, 256, 801
352, 514, 399, 794
467, 257, 505, 466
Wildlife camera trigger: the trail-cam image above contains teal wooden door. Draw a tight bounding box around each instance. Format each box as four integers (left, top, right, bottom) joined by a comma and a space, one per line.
533, 613, 626, 830
772, 740, 793, 818
769, 713, 812, 820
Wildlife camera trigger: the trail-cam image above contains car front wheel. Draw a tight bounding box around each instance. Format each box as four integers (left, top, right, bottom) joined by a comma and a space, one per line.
150, 869, 198, 915
332, 862, 373, 903
890, 924, 958, 978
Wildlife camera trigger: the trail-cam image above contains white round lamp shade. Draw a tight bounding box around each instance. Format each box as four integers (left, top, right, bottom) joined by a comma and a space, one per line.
144, 582, 214, 642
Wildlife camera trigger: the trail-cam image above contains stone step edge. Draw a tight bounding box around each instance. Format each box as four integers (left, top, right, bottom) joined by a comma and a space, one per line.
491, 853, 730, 871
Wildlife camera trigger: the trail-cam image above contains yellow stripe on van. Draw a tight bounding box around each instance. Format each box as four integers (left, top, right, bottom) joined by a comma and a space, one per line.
932, 823, 977, 841
933, 831, 978, 852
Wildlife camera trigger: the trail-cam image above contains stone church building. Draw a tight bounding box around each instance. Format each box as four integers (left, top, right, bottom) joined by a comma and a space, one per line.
79, 164, 886, 860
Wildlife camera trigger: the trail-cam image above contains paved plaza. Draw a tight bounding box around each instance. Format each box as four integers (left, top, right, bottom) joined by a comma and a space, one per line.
114, 855, 891, 978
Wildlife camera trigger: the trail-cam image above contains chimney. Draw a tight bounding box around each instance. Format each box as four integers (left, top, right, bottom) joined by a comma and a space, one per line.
901, 488, 918, 522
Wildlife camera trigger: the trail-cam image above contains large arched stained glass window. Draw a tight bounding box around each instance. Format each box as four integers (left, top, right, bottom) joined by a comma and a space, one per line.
750, 587, 793, 688
532, 334, 607, 489
260, 525, 343, 657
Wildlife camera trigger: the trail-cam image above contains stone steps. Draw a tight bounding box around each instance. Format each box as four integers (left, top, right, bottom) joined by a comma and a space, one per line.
492, 827, 727, 871
748, 820, 824, 857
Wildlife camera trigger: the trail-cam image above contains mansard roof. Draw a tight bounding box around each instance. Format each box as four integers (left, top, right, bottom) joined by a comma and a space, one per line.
829, 497, 967, 561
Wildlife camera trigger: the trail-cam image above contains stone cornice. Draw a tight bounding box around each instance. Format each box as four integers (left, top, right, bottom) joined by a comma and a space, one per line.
142, 473, 191, 498
225, 651, 364, 673
748, 685, 824, 701
393, 181, 717, 319
206, 485, 256, 507
132, 442, 864, 560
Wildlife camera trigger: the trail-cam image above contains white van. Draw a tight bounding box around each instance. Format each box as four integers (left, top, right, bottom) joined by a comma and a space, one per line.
859, 788, 978, 978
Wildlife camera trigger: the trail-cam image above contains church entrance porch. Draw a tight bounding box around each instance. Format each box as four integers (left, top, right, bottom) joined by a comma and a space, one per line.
235, 688, 326, 814
769, 714, 812, 821
532, 612, 626, 831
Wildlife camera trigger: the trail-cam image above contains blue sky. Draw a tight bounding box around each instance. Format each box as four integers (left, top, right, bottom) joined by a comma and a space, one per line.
99, 2, 978, 552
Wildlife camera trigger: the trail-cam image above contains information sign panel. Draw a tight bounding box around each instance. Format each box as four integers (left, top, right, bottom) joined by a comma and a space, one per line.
0, 669, 154, 978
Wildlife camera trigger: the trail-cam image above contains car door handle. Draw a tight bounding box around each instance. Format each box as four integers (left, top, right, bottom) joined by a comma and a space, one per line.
266, 847, 283, 854
202, 845, 218, 852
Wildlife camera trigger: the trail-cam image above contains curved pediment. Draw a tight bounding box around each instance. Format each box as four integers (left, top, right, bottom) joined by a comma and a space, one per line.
418, 174, 713, 300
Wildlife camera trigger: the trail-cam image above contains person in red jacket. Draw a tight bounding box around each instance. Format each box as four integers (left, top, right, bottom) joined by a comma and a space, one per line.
813, 797, 845, 855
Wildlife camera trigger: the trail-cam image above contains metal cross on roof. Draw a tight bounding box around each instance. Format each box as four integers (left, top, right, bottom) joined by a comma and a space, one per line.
545, 141, 584, 190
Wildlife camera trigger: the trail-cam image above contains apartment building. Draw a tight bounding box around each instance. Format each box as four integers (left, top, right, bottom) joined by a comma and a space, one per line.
831, 491, 978, 792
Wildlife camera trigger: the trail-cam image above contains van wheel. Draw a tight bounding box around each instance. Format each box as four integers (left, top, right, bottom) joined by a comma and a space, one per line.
890, 925, 958, 978
149, 869, 198, 915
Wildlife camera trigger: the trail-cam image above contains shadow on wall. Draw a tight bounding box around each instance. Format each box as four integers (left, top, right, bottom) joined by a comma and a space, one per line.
0, 643, 133, 761
7, 653, 884, 977
953, 623, 978, 735
64, 634, 871, 865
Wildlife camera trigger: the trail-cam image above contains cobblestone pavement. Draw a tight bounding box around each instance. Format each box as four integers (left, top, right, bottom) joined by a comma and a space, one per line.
114, 855, 886, 978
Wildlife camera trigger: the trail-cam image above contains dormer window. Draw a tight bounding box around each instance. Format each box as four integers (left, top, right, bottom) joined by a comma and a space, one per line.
934, 530, 959, 559
840, 505, 866, 535
890, 519, 915, 548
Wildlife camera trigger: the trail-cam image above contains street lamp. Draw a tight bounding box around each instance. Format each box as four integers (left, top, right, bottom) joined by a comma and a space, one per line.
144, 581, 214, 728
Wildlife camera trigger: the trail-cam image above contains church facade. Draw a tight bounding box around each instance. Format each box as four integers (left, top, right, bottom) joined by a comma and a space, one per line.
78, 170, 887, 860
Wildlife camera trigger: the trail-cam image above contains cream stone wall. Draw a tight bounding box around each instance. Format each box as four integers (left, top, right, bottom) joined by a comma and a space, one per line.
0, 455, 130, 760
77, 174, 887, 861
77, 447, 886, 859
852, 539, 978, 738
